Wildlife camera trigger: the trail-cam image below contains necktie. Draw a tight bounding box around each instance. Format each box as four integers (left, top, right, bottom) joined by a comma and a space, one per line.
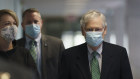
29, 40, 37, 63
91, 51, 100, 79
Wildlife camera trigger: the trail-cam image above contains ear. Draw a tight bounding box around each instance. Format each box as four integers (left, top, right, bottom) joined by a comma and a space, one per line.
21, 22, 25, 31
103, 26, 107, 35
102, 26, 107, 38
41, 19, 43, 27
41, 19, 43, 24
40, 19, 43, 29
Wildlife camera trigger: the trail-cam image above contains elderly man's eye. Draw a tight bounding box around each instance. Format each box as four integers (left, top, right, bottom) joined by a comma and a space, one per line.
95, 28, 100, 31
34, 20, 38, 24
86, 28, 93, 31
86, 28, 103, 32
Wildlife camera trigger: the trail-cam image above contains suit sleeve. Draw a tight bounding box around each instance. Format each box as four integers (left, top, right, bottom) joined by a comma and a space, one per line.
120, 48, 133, 79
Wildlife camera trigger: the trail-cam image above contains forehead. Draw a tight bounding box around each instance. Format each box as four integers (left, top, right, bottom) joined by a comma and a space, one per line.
0, 14, 15, 22
23, 12, 41, 20
85, 17, 103, 28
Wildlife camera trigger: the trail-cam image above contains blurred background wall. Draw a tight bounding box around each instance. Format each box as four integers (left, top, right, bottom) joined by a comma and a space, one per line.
0, 0, 140, 79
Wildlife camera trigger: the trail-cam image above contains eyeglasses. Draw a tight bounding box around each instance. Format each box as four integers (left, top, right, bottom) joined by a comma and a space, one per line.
85, 28, 104, 32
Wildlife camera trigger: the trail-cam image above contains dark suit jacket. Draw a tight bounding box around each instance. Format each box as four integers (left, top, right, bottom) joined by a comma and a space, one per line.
16, 34, 65, 79
59, 42, 133, 79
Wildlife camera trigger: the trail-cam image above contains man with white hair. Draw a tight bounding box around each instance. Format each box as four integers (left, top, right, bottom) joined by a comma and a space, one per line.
59, 10, 133, 79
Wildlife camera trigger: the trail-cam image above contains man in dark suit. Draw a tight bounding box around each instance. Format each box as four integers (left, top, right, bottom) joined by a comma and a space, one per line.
16, 8, 65, 79
59, 10, 133, 79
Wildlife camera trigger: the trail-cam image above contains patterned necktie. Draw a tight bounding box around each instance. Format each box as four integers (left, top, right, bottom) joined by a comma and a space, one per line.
29, 40, 37, 63
91, 51, 100, 79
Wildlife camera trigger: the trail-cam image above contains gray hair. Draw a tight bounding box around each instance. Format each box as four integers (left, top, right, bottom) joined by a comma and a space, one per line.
80, 10, 107, 28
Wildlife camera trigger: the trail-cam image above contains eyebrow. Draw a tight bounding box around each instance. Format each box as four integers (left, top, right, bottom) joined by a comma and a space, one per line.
2, 21, 11, 23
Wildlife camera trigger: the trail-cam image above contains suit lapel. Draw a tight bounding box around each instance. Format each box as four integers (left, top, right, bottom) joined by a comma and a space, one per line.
100, 42, 113, 79
41, 35, 48, 58
76, 43, 92, 79
41, 35, 48, 78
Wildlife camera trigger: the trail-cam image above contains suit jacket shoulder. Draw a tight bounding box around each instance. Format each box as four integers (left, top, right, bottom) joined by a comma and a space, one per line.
102, 41, 127, 56
16, 34, 64, 48
16, 37, 26, 47
103, 41, 126, 50
41, 34, 65, 53
42, 34, 63, 44
62, 43, 87, 56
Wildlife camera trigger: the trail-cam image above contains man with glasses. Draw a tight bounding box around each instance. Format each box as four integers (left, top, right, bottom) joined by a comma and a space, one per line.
59, 10, 133, 79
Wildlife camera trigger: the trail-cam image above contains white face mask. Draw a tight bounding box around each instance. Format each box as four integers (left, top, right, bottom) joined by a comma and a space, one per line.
0, 25, 18, 43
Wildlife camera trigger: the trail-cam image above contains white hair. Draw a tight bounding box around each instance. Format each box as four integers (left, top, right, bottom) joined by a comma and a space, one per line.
80, 10, 107, 27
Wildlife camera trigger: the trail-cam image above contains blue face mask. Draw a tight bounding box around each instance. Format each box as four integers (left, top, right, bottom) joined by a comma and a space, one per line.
85, 31, 103, 47
25, 24, 40, 38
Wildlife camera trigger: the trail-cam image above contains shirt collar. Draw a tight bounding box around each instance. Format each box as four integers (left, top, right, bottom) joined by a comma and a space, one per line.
87, 43, 103, 56
25, 33, 41, 45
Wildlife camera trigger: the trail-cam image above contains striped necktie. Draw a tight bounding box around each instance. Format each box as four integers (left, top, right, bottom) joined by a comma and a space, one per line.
29, 40, 37, 63
91, 51, 100, 79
